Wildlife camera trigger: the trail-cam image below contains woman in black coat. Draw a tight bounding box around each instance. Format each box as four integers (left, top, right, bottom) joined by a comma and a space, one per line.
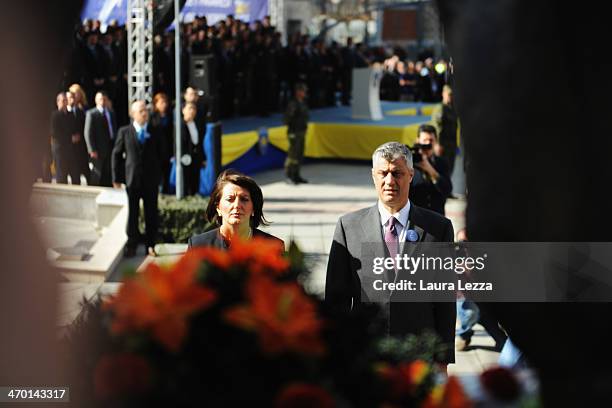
188, 170, 284, 250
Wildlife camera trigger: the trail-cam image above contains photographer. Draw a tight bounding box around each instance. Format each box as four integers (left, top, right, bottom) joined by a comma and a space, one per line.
409, 124, 452, 215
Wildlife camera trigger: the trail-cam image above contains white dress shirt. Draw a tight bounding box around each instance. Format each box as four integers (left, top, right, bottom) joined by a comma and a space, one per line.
186, 121, 199, 145
377, 200, 411, 253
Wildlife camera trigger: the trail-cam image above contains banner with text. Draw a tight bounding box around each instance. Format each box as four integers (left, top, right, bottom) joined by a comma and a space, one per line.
81, 0, 268, 28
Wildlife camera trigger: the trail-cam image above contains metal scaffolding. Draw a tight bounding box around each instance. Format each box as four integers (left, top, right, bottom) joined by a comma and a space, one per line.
127, 0, 154, 107
269, 0, 286, 43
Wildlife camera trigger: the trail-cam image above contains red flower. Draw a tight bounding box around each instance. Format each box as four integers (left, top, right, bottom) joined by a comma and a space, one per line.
94, 353, 151, 399
224, 276, 325, 355
377, 360, 432, 398
275, 383, 335, 408
480, 366, 521, 402
422, 376, 472, 408
104, 261, 217, 352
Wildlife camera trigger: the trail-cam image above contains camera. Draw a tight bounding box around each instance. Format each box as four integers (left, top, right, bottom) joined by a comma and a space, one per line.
407, 143, 432, 164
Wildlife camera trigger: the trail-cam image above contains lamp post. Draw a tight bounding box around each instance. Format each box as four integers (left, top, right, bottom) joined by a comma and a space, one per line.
174, 0, 183, 199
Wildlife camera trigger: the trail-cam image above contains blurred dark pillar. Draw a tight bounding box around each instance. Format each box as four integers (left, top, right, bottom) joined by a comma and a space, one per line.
0, 0, 82, 387
437, 0, 612, 405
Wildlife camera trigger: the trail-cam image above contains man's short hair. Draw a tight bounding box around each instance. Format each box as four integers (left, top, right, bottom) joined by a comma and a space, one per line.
372, 142, 413, 168
418, 124, 438, 138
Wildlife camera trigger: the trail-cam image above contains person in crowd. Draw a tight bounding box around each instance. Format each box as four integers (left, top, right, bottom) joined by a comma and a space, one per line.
188, 170, 284, 250
421, 57, 440, 102
179, 101, 206, 196
184, 86, 206, 128
50, 92, 75, 184
64, 18, 458, 128
380, 56, 399, 101
283, 82, 309, 184
68, 83, 88, 110
398, 61, 418, 102
410, 124, 452, 215
340, 37, 355, 106
325, 141, 455, 366
112, 100, 164, 257
150, 92, 173, 194
66, 91, 89, 184
432, 85, 459, 175
84, 91, 116, 186
454, 228, 507, 351
80, 31, 107, 107
217, 36, 236, 118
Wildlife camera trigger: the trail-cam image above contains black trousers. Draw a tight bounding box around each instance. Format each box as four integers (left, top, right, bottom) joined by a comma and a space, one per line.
52, 145, 73, 184
71, 141, 90, 185
126, 186, 159, 249
90, 155, 112, 187
183, 163, 201, 196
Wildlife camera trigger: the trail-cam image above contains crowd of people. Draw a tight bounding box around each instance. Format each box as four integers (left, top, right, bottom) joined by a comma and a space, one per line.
60, 15, 451, 127
47, 14, 454, 189
45, 86, 208, 198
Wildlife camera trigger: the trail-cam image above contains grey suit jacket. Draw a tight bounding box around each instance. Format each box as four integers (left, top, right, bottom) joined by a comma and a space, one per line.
325, 203, 456, 363
84, 108, 116, 159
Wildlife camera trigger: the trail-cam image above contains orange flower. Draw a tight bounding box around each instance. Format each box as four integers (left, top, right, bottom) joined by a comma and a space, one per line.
182, 246, 233, 271
94, 353, 151, 399
377, 360, 432, 398
422, 376, 472, 408
104, 261, 217, 352
224, 276, 325, 356
229, 237, 289, 276
275, 383, 335, 408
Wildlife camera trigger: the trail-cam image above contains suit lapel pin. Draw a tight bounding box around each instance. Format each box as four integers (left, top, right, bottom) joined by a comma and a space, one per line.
406, 229, 420, 242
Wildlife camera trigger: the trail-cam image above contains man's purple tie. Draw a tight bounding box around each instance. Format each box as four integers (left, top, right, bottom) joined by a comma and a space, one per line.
384, 217, 399, 275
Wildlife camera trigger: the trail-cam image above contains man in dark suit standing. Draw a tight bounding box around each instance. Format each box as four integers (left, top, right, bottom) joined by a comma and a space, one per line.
85, 91, 116, 186
50, 92, 74, 184
66, 90, 90, 184
112, 100, 163, 257
325, 141, 456, 366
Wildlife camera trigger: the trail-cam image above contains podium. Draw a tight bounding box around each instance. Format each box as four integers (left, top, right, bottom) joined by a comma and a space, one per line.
351, 66, 384, 120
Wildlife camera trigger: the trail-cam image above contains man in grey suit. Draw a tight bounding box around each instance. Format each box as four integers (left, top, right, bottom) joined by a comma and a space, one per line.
325, 141, 456, 365
84, 91, 116, 186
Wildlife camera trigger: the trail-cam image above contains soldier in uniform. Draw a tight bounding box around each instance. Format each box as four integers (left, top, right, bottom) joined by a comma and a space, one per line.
432, 85, 459, 176
283, 83, 309, 184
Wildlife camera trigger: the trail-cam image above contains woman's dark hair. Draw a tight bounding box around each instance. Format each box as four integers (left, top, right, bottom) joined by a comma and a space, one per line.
205, 169, 269, 228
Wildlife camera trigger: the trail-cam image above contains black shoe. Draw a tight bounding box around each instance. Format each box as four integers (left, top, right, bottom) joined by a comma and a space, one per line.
455, 336, 472, 351
124, 246, 136, 258
295, 176, 309, 184
285, 177, 298, 185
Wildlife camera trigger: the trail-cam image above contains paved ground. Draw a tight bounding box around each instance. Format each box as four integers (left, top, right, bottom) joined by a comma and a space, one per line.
59, 157, 500, 375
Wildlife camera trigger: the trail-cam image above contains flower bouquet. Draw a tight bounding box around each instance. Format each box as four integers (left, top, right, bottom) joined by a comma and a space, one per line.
62, 237, 472, 407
